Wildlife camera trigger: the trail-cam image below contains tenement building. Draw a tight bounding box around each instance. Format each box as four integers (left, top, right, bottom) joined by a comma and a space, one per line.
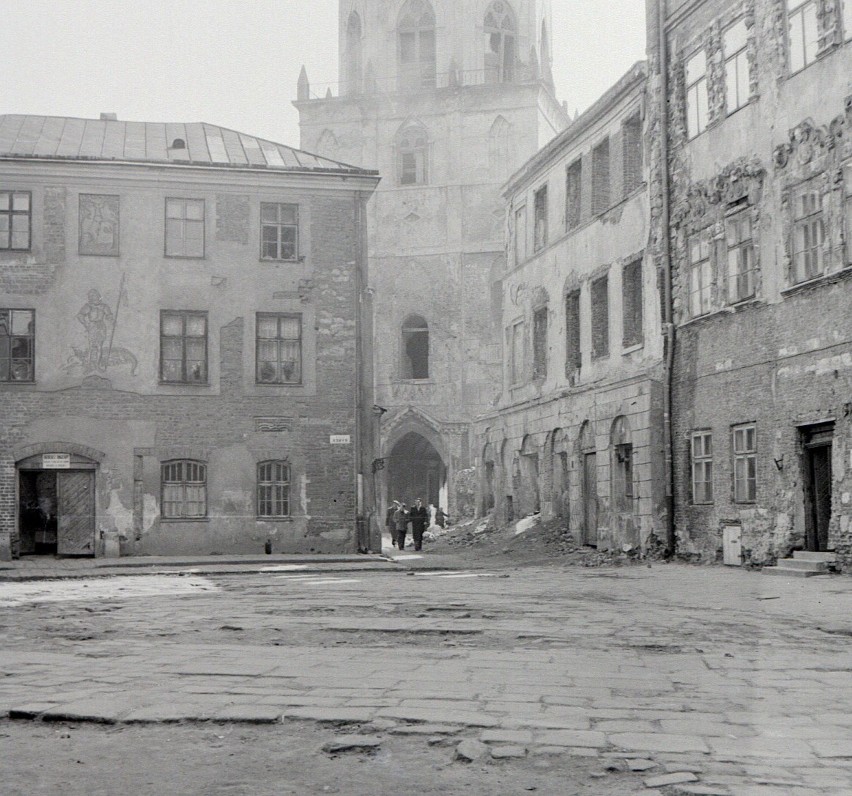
0, 114, 379, 560
296, 0, 568, 520
647, 0, 852, 567
477, 62, 671, 554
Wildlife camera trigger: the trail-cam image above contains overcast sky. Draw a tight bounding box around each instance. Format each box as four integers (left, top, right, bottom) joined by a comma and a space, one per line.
2, 0, 646, 148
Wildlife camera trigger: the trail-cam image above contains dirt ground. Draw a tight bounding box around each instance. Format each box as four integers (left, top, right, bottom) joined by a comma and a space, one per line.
0, 720, 654, 796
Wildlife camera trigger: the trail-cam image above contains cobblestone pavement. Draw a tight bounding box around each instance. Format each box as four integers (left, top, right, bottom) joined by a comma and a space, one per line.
1, 562, 851, 794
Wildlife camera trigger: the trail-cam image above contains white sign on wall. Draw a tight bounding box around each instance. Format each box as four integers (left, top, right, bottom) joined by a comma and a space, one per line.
42, 453, 71, 469
330, 435, 352, 445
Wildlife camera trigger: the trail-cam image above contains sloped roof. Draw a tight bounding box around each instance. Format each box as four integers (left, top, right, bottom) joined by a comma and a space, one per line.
0, 115, 374, 175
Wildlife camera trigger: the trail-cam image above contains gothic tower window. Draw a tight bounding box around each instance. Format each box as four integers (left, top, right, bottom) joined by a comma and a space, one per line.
397, 124, 429, 185
398, 0, 436, 91
402, 315, 429, 379
346, 11, 363, 96
484, 1, 516, 83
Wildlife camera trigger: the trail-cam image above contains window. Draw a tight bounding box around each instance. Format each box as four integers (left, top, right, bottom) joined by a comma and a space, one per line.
484, 1, 517, 83
565, 290, 581, 377
532, 306, 548, 379
0, 191, 31, 251
510, 320, 523, 384
565, 159, 582, 231
791, 182, 824, 284
689, 233, 713, 317
534, 185, 548, 252
256, 314, 302, 384
787, 0, 819, 73
726, 212, 755, 302
592, 138, 611, 215
622, 259, 644, 348
0, 309, 34, 382
398, 126, 429, 186
724, 20, 750, 115
161, 460, 207, 519
398, 0, 436, 91
165, 198, 204, 258
591, 275, 609, 359
691, 432, 714, 504
686, 50, 709, 139
622, 115, 643, 197
514, 205, 527, 264
261, 203, 299, 261
258, 461, 291, 518
160, 311, 208, 384
732, 424, 757, 503
402, 315, 429, 379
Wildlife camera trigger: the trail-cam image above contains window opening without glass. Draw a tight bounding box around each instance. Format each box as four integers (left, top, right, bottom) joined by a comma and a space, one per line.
484, 1, 516, 83
401, 315, 429, 380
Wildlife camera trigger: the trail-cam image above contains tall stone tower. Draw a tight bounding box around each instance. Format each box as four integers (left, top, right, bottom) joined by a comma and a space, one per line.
296, 0, 566, 526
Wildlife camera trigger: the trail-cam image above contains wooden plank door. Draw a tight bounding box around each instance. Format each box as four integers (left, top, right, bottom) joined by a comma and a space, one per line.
808, 445, 832, 552
583, 453, 598, 546
57, 471, 96, 556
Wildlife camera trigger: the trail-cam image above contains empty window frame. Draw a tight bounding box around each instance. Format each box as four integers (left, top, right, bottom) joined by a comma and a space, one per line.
533, 184, 548, 252
689, 233, 713, 317
256, 313, 302, 384
510, 320, 524, 384
261, 203, 299, 261
726, 211, 755, 302
484, 0, 517, 83
165, 198, 204, 258
724, 19, 750, 114
0, 308, 34, 382
732, 424, 757, 503
622, 115, 643, 196
398, 127, 429, 186
685, 50, 709, 139
691, 431, 714, 504
590, 275, 609, 359
161, 460, 207, 519
0, 191, 31, 251
787, 0, 819, 73
398, 0, 437, 90
402, 315, 429, 379
622, 259, 644, 348
592, 138, 611, 215
791, 181, 825, 284
257, 460, 291, 518
532, 305, 548, 379
565, 290, 581, 377
514, 205, 527, 264
565, 158, 583, 231
160, 310, 208, 384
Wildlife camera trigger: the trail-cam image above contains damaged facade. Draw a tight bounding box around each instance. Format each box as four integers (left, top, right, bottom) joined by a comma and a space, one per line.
0, 115, 379, 559
476, 63, 671, 554
647, 0, 852, 567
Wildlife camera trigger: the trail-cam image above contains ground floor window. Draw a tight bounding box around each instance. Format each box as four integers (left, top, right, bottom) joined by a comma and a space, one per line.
691, 431, 713, 504
732, 424, 756, 503
258, 460, 290, 518
162, 460, 207, 519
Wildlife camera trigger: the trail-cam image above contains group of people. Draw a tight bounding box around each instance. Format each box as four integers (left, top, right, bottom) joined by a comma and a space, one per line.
385, 498, 448, 551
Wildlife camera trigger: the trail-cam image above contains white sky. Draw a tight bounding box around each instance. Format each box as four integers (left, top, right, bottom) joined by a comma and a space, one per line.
1, 0, 646, 148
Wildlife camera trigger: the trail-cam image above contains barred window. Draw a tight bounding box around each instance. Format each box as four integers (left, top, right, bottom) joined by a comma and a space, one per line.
161, 460, 207, 519
257, 314, 302, 384
0, 309, 34, 382
165, 198, 204, 258
261, 203, 299, 261
689, 233, 713, 317
691, 432, 713, 504
0, 191, 31, 251
787, 0, 819, 73
791, 183, 824, 284
258, 461, 291, 518
686, 50, 709, 139
726, 212, 755, 302
724, 20, 750, 114
732, 424, 757, 503
160, 311, 207, 384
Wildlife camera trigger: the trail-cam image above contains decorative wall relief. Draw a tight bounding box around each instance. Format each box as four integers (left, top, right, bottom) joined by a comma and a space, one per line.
773, 105, 851, 171
79, 194, 119, 256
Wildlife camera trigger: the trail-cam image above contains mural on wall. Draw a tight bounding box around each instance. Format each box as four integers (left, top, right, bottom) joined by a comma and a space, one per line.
79, 194, 119, 256
64, 275, 138, 376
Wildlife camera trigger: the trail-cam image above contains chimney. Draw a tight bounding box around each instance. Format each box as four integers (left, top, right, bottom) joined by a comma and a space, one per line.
100, 113, 118, 121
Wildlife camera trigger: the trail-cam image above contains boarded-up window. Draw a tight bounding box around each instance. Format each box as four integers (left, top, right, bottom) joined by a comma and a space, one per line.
622, 115, 642, 197
565, 158, 582, 230
591, 275, 609, 359
592, 138, 610, 215
622, 259, 644, 348
565, 290, 581, 378
534, 185, 548, 252
532, 306, 548, 380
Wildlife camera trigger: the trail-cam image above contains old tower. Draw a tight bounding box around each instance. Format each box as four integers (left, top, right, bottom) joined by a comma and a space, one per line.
296, 0, 567, 526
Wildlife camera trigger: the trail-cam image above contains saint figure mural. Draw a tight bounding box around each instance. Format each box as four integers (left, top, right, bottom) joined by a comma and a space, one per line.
76, 289, 114, 371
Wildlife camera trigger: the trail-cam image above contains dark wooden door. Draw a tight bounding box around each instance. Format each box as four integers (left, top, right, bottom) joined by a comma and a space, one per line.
806, 444, 832, 552
583, 453, 598, 546
57, 471, 96, 556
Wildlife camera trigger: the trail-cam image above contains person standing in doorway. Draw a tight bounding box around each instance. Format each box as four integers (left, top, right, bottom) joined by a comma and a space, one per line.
394, 502, 410, 550
386, 500, 400, 548
409, 498, 429, 552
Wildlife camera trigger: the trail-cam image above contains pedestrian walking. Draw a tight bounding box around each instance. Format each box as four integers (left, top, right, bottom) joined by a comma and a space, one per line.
386, 500, 400, 547
409, 498, 429, 551
394, 502, 410, 550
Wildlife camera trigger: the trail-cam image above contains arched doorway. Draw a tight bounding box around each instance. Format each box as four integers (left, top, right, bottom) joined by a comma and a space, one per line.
387, 432, 446, 512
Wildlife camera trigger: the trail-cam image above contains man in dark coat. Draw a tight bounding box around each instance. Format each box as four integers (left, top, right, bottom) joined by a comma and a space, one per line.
394, 503, 410, 550
409, 498, 429, 552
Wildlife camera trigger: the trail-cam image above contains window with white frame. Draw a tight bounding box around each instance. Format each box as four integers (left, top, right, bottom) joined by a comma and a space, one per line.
510, 320, 524, 384
732, 424, 756, 503
257, 460, 290, 518
165, 198, 204, 258
160, 310, 208, 384
256, 313, 302, 385
161, 460, 207, 519
0, 191, 31, 251
688, 233, 713, 317
261, 203, 299, 261
726, 211, 755, 302
724, 19, 750, 114
691, 431, 713, 504
514, 205, 527, 264
686, 50, 709, 139
787, 0, 819, 74
791, 181, 824, 284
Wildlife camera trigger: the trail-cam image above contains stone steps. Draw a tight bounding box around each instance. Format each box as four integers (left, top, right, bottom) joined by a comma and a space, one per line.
764, 551, 837, 577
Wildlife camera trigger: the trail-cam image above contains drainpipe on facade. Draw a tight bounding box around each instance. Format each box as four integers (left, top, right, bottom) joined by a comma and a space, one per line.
353, 193, 366, 553
657, 0, 676, 556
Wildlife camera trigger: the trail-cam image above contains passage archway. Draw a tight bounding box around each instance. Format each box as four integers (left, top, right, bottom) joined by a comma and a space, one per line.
387, 432, 446, 511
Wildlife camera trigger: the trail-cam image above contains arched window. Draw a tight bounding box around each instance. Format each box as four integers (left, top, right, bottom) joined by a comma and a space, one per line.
489, 115, 513, 179
401, 314, 429, 379
161, 460, 207, 519
398, 0, 436, 91
257, 460, 291, 518
484, 1, 516, 83
345, 11, 363, 96
397, 125, 429, 185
